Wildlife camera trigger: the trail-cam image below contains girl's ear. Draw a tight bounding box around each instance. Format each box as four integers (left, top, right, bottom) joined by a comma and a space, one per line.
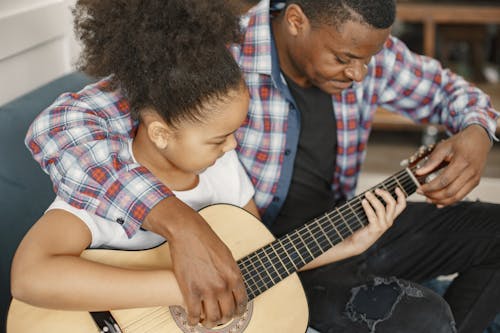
147, 120, 170, 150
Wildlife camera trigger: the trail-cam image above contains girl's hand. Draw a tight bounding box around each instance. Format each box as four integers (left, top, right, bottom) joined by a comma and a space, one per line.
345, 187, 406, 255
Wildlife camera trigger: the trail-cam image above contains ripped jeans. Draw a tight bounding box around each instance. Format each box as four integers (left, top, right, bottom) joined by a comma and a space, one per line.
298, 201, 500, 333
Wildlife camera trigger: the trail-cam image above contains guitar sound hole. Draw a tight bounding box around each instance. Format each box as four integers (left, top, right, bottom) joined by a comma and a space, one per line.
169, 301, 254, 333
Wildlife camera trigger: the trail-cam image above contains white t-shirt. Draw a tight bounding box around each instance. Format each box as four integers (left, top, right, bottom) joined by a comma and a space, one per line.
47, 147, 255, 250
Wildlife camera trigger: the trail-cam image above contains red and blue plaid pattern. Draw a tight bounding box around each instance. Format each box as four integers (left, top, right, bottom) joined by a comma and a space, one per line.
232, 0, 498, 215
25, 79, 172, 237
26, 0, 498, 235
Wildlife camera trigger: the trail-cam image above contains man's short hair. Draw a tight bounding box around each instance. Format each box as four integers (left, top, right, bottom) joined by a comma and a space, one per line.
286, 0, 396, 29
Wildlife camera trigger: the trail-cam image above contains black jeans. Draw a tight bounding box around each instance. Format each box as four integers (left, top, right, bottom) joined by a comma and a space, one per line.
298, 201, 500, 333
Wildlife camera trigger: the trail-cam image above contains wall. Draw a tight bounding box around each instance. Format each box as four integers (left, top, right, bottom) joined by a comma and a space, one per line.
0, 0, 80, 106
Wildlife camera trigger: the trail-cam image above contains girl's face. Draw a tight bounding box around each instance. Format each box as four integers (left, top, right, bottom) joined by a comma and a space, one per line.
161, 86, 250, 175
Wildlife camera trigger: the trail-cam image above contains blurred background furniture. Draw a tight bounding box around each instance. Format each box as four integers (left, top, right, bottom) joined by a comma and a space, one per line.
374, 0, 500, 144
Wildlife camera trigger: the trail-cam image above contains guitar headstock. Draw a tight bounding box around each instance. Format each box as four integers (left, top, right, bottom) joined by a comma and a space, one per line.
400, 144, 448, 185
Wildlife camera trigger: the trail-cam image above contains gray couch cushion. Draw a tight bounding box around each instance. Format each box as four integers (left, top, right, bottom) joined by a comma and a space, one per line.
0, 72, 93, 330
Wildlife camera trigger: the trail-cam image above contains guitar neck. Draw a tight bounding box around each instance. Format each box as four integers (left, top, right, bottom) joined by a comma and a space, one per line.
238, 167, 420, 300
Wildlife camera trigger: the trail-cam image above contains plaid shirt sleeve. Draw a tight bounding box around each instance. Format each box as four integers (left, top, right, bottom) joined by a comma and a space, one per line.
25, 90, 173, 237
376, 36, 499, 141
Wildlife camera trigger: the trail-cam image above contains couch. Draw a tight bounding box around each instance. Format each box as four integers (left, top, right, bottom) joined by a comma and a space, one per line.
0, 72, 93, 331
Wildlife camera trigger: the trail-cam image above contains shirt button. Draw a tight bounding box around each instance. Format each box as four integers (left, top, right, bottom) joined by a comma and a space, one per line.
116, 217, 124, 225
284, 149, 291, 156
273, 196, 280, 203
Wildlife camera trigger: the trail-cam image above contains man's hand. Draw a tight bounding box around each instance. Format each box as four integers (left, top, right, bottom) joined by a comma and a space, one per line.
142, 197, 248, 328
415, 125, 492, 206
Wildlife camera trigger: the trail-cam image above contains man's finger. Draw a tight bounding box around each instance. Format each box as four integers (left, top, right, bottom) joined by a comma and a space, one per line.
186, 295, 202, 326
415, 144, 452, 176
201, 298, 222, 328
233, 283, 248, 316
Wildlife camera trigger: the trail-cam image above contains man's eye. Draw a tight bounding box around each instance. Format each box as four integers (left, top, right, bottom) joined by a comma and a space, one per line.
335, 56, 348, 65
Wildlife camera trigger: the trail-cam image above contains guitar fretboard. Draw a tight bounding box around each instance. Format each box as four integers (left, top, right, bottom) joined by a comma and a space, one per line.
237, 167, 419, 300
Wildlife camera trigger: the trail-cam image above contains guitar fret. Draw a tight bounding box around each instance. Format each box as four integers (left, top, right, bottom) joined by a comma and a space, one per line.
277, 238, 298, 271
239, 261, 260, 295
305, 223, 326, 254
286, 234, 307, 267
296, 231, 315, 259
317, 219, 334, 247
394, 177, 408, 197
244, 254, 267, 294
261, 247, 284, 281
268, 242, 291, 276
326, 213, 344, 240
254, 249, 276, 287
336, 207, 353, 238
346, 202, 363, 230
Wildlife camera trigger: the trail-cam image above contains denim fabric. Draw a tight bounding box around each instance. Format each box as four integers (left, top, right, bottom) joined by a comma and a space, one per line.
423, 278, 500, 333
298, 201, 500, 333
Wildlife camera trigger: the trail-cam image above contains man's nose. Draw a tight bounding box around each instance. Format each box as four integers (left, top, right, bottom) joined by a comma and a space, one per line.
344, 62, 368, 82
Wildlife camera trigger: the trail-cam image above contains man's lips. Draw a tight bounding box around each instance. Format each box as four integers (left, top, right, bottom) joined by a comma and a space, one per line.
329, 80, 353, 90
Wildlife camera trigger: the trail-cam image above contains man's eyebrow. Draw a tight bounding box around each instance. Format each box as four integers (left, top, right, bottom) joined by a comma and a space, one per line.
344, 52, 364, 60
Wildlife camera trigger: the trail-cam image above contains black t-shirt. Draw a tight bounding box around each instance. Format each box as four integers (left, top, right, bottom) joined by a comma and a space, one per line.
270, 76, 338, 237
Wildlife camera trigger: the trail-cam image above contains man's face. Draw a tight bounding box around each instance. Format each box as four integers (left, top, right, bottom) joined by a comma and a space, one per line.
285, 19, 391, 94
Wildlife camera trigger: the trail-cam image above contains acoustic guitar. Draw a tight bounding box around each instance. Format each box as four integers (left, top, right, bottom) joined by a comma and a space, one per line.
7, 145, 442, 333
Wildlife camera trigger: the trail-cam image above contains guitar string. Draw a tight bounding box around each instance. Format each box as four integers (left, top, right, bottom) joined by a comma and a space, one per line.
117, 170, 418, 330
121, 307, 173, 331
241, 177, 416, 299
239, 170, 413, 275
240, 174, 417, 297
241, 169, 414, 271
239, 171, 417, 296
240, 172, 416, 290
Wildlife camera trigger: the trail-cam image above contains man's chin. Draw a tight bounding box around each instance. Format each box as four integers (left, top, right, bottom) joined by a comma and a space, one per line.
318, 84, 347, 95
315, 80, 353, 95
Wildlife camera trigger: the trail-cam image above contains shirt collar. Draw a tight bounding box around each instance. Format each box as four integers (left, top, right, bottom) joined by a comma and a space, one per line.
238, 0, 273, 75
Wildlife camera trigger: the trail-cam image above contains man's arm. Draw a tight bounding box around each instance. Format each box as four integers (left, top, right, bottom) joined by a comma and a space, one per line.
25, 93, 247, 327
376, 36, 499, 205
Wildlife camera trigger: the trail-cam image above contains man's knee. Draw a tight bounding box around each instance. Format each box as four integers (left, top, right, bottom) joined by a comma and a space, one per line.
346, 277, 456, 333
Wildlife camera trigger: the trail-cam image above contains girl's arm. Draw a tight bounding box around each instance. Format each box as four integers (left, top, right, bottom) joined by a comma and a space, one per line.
10, 209, 184, 311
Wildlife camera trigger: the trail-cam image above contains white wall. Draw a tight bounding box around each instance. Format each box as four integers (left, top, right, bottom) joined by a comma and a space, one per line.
0, 0, 80, 106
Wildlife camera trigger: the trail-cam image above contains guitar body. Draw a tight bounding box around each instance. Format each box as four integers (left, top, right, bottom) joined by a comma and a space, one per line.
7, 204, 309, 333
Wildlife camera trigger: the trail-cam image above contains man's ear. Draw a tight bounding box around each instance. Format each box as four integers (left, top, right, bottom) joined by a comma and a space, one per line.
285, 4, 309, 36
147, 120, 170, 150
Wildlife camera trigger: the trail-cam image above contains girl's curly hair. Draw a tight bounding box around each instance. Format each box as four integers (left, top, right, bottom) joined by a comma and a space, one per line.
73, 0, 244, 125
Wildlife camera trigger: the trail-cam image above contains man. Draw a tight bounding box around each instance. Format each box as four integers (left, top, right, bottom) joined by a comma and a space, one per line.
26, 0, 499, 331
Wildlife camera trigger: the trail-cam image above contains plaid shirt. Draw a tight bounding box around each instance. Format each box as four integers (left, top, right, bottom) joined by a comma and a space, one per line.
232, 0, 498, 224
26, 0, 499, 234
26, 79, 172, 237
